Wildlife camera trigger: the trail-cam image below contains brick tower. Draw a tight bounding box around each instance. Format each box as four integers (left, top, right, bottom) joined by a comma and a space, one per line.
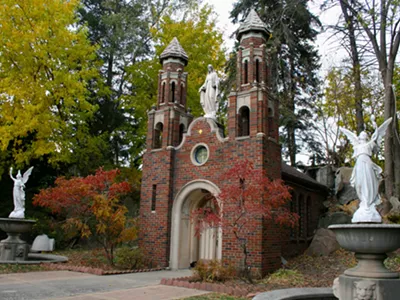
139, 37, 193, 268
139, 11, 284, 275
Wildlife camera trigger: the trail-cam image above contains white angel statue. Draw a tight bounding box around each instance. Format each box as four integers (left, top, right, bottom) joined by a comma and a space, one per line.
340, 116, 392, 223
9, 166, 34, 219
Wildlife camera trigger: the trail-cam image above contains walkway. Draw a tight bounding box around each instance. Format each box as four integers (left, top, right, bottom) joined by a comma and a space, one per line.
0, 269, 209, 300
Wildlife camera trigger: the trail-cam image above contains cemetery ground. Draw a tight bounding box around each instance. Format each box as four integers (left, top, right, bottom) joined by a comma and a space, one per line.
2, 247, 400, 299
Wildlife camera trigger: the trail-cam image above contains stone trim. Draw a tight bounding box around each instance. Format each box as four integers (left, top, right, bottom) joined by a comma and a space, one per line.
253, 288, 335, 300
169, 179, 222, 270
190, 143, 210, 166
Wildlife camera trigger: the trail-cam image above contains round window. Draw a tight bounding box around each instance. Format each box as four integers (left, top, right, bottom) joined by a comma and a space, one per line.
191, 144, 209, 166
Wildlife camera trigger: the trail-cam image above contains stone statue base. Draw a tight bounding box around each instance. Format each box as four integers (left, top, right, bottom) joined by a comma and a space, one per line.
352, 205, 382, 223
334, 274, 400, 300
203, 112, 217, 120
0, 236, 30, 261
9, 209, 25, 219
0, 218, 36, 261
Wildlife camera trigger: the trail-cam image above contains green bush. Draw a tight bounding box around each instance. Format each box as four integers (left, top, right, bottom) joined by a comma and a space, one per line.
193, 259, 236, 282
115, 247, 145, 270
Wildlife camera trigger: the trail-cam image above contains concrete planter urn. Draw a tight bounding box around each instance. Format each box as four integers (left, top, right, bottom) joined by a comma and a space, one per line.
329, 224, 400, 299
329, 224, 400, 279
0, 218, 36, 261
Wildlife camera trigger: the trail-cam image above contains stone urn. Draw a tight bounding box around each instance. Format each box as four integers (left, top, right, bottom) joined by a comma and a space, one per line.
0, 218, 36, 261
329, 224, 400, 299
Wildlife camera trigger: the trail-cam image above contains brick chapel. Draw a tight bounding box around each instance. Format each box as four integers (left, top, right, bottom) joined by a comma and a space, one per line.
139, 9, 327, 275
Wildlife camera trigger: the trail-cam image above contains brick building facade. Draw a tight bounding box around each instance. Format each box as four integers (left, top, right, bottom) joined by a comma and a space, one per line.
139, 10, 327, 275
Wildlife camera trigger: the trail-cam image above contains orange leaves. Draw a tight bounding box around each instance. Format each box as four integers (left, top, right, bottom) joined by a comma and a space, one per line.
33, 168, 132, 216
33, 168, 136, 265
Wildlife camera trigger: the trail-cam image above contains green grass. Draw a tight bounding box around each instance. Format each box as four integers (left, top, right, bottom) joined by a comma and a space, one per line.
0, 264, 46, 274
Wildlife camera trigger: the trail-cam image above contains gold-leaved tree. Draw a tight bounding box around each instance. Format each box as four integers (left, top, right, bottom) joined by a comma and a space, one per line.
0, 0, 100, 175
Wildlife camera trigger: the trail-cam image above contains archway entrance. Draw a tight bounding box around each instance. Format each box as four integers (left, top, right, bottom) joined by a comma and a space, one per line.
170, 180, 222, 270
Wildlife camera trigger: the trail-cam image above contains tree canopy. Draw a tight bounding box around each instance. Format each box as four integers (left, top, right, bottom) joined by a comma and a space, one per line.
0, 0, 100, 176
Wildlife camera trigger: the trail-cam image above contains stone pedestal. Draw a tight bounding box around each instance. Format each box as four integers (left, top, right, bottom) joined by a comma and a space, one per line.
0, 234, 30, 261
0, 218, 36, 262
336, 274, 400, 300
329, 224, 400, 300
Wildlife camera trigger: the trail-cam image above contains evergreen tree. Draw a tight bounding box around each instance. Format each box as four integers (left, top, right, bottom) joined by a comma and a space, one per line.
78, 0, 194, 167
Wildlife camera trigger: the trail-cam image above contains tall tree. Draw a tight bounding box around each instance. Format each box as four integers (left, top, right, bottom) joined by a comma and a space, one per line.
339, 0, 365, 134
336, 0, 400, 199
78, 0, 194, 166
125, 3, 226, 162
316, 67, 384, 166
0, 0, 100, 176
322, 0, 366, 134
231, 0, 322, 166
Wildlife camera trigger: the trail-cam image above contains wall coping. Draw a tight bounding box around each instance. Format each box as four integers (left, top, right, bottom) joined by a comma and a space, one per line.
253, 288, 335, 300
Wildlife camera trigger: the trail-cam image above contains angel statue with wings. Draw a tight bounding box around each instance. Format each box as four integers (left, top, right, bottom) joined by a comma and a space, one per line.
9, 166, 34, 219
340, 116, 392, 223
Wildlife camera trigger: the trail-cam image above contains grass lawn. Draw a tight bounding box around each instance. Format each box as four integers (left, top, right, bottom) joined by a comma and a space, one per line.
0, 264, 46, 274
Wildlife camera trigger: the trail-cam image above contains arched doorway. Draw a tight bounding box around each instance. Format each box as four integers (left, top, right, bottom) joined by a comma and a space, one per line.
170, 180, 222, 270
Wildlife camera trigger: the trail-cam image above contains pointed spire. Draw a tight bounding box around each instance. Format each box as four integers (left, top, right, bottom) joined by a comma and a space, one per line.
160, 37, 188, 65
237, 9, 270, 40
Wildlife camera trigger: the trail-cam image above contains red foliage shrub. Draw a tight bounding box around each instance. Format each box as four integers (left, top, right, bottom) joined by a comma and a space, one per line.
33, 168, 136, 265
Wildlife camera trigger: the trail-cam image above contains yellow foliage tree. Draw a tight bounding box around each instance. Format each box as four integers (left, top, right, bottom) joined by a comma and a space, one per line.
125, 4, 226, 162
0, 0, 99, 171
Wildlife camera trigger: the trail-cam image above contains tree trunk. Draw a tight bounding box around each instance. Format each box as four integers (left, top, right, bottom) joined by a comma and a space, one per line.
340, 0, 364, 134
382, 66, 400, 199
288, 126, 296, 167
383, 82, 400, 199
288, 59, 296, 166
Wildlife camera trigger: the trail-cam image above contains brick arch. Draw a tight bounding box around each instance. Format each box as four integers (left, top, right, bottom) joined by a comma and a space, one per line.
170, 179, 222, 270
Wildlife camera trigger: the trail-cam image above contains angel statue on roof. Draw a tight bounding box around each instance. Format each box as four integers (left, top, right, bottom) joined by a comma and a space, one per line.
9, 166, 34, 219
340, 116, 392, 223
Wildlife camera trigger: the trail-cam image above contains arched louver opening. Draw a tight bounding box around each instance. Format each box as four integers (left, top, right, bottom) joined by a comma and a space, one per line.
255, 59, 260, 83
178, 124, 185, 145
180, 84, 184, 105
153, 122, 163, 149
244, 60, 248, 84
161, 82, 166, 103
238, 106, 250, 136
171, 81, 175, 102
